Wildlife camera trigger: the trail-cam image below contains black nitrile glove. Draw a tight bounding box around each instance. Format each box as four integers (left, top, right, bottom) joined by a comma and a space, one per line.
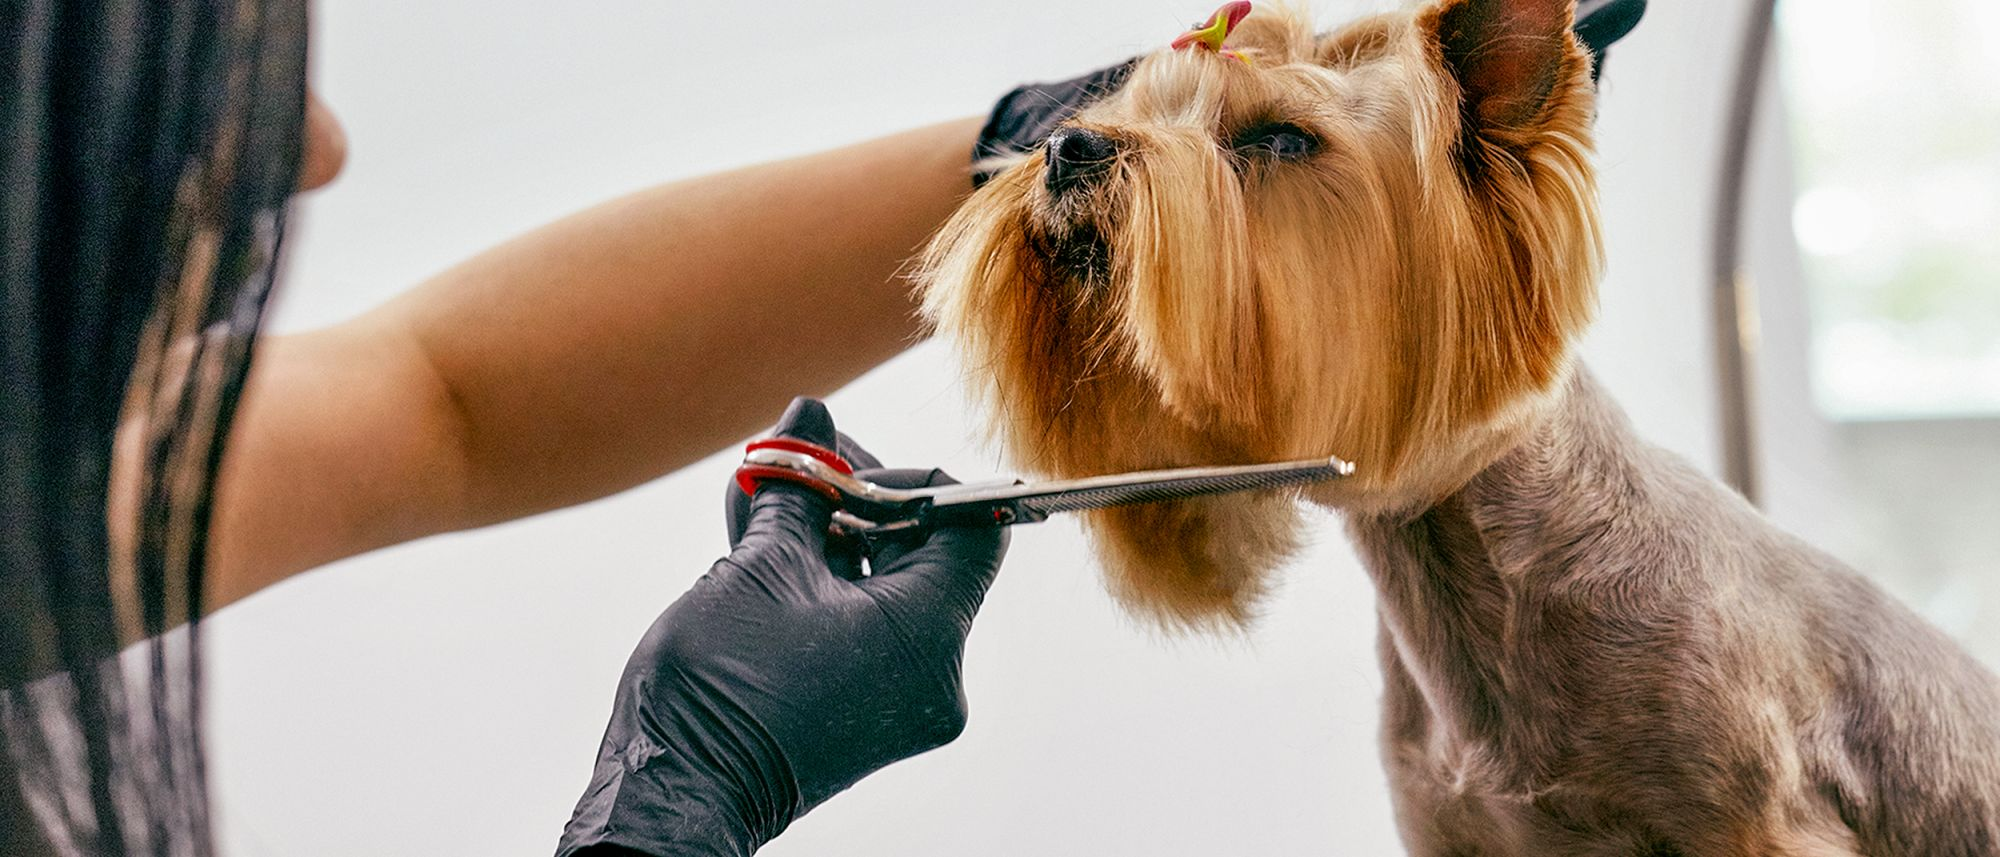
558, 398, 1009, 857
1576, 0, 1647, 81
970, 0, 1646, 185
973, 59, 1137, 187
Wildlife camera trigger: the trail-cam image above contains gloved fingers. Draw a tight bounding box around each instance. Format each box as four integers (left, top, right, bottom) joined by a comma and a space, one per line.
724, 396, 856, 588
728, 471, 857, 560
736, 479, 837, 578
857, 527, 1009, 658
728, 434, 882, 557
845, 468, 1011, 618
771, 396, 839, 446
861, 521, 1011, 635
900, 524, 1011, 610
728, 396, 842, 547
846, 467, 955, 572
973, 59, 1139, 187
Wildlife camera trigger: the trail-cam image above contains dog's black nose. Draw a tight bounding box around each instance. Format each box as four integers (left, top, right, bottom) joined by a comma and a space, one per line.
1046, 127, 1118, 193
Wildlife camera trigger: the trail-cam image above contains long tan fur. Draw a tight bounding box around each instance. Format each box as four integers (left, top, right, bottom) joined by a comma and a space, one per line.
921, 1, 1598, 624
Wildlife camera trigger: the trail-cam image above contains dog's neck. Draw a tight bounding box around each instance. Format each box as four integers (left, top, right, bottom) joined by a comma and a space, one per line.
1360, 364, 1640, 536
1337, 367, 1647, 747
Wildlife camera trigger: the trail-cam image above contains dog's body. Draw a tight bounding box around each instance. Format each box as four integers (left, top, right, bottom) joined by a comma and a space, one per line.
1358, 368, 2000, 855
922, 0, 2000, 852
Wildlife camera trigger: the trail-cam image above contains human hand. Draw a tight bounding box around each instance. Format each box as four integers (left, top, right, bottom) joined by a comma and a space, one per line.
557, 399, 1009, 857
973, 60, 1137, 187
1576, 0, 1647, 80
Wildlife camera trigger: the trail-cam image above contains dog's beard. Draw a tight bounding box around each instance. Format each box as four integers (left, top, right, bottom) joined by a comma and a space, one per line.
1028, 224, 1110, 288
923, 150, 1307, 628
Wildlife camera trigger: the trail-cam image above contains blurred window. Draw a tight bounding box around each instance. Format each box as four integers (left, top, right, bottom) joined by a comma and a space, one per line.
1778, 0, 2000, 419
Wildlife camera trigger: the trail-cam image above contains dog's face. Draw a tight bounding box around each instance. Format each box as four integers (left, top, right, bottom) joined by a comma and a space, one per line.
922, 0, 1602, 625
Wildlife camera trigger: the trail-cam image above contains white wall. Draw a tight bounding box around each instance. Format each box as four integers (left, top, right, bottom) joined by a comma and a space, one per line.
204, 1, 1777, 854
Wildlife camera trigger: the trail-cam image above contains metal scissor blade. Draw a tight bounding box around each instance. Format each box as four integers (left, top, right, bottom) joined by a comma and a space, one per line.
926, 455, 1355, 523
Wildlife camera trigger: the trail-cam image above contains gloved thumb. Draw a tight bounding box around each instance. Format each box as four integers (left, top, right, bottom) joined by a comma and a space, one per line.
732, 398, 839, 558
725, 397, 883, 547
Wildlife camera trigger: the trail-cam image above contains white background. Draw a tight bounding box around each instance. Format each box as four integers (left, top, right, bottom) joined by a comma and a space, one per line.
198, 1, 1939, 855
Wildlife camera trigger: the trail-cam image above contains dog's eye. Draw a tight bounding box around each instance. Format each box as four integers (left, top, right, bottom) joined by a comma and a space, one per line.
1233, 122, 1319, 161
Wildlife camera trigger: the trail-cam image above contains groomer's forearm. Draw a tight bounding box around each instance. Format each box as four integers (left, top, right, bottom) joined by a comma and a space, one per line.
403, 116, 981, 524
210, 117, 980, 603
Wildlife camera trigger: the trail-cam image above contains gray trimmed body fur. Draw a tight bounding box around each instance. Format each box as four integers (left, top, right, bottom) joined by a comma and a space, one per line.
1354, 368, 2000, 855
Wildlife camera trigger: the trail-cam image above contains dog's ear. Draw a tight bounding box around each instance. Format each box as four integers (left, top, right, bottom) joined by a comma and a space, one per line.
1423, 0, 1582, 140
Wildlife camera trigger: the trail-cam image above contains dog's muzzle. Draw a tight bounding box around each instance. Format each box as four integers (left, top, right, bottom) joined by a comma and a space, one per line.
1045, 127, 1118, 195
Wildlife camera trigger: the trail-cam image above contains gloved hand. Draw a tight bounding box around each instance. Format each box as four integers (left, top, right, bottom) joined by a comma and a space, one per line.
1576, 0, 1647, 81
973, 59, 1137, 187
557, 398, 1009, 857
970, 0, 1646, 185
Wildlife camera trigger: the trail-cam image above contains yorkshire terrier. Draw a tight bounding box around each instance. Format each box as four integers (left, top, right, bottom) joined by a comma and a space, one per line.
921, 0, 2000, 852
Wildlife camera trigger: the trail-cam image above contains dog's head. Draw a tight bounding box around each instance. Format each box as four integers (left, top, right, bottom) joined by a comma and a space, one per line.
921, 0, 1602, 626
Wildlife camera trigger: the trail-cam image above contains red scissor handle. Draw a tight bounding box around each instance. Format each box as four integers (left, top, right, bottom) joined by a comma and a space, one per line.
733, 437, 853, 502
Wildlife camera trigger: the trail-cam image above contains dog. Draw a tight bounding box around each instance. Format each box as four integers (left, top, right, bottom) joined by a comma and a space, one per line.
919, 0, 2000, 853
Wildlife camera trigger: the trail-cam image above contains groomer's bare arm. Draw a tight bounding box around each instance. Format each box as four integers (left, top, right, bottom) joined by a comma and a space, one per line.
208, 117, 982, 608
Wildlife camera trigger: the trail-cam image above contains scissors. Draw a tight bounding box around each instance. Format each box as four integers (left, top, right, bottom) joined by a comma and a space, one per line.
734, 437, 1355, 553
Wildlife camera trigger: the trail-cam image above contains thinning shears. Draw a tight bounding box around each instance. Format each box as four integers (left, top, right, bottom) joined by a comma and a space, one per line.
734, 437, 1355, 552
